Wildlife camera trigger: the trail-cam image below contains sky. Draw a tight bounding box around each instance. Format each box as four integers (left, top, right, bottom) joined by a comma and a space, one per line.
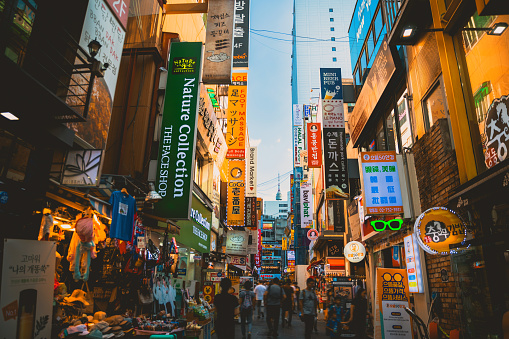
248, 0, 294, 202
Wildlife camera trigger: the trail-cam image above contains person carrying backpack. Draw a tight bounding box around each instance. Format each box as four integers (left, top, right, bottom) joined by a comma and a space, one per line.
264, 278, 286, 337
239, 280, 256, 339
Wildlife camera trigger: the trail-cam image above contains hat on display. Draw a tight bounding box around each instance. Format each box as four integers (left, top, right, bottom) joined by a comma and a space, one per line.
90, 321, 111, 333
105, 315, 124, 326
86, 329, 104, 338
64, 289, 90, 306
55, 283, 70, 298
92, 311, 107, 323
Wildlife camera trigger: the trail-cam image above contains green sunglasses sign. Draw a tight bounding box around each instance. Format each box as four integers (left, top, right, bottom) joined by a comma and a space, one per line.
370, 219, 403, 232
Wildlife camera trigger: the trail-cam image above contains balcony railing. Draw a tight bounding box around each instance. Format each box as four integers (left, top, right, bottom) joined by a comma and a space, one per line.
383, 0, 405, 33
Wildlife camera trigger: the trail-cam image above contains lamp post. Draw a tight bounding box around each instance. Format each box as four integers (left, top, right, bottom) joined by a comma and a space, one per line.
83, 39, 110, 117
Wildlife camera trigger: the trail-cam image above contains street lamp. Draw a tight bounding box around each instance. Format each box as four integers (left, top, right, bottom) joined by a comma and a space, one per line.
88, 39, 102, 58
401, 22, 508, 39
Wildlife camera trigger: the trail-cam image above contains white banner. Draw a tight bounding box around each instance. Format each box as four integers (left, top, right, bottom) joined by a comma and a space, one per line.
293, 104, 302, 126
293, 125, 304, 166
0, 239, 56, 339
322, 99, 345, 129
300, 182, 313, 228
246, 146, 257, 197
226, 230, 248, 256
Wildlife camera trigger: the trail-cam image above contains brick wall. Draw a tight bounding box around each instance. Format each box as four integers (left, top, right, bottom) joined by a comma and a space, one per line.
412, 118, 463, 331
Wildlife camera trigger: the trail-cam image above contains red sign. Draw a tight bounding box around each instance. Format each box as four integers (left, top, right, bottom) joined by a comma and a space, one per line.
255, 229, 262, 268
307, 123, 323, 168
105, 0, 131, 30
245, 197, 257, 228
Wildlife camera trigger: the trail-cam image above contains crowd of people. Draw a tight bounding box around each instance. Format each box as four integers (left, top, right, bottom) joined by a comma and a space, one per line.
212, 277, 370, 339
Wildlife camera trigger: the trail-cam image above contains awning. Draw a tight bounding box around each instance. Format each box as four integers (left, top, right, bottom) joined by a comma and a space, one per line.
306, 259, 324, 271
327, 258, 345, 270
88, 195, 111, 218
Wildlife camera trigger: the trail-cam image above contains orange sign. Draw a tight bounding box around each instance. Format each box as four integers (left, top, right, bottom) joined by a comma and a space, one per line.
227, 159, 245, 226
226, 73, 247, 158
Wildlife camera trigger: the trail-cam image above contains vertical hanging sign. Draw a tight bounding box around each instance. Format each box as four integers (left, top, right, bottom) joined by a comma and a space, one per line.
233, 0, 249, 68
293, 104, 302, 125
226, 73, 248, 158
246, 146, 257, 197
300, 182, 313, 228
227, 159, 246, 226
307, 123, 322, 168
244, 196, 257, 228
156, 42, 202, 219
203, 0, 235, 84
293, 126, 304, 166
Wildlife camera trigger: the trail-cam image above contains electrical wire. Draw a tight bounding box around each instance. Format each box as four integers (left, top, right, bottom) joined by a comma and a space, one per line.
251, 28, 351, 42
257, 170, 293, 186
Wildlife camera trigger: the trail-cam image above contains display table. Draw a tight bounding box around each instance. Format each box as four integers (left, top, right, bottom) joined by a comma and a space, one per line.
135, 327, 184, 338
184, 318, 212, 339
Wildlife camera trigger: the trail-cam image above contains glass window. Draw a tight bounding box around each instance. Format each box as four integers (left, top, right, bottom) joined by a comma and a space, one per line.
2, 0, 38, 64
386, 113, 396, 151
374, 7, 384, 43
423, 80, 448, 131
329, 8, 333, 12
330, 27, 334, 31
375, 119, 386, 151
462, 12, 496, 54
330, 18, 334, 22
331, 37, 335, 41
333, 57, 337, 62
332, 47, 336, 51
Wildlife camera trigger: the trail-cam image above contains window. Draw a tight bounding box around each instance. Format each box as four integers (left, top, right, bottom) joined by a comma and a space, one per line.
423, 79, 448, 131
330, 27, 335, 31
333, 57, 337, 62
462, 12, 496, 53
330, 18, 334, 22
329, 8, 333, 12
473, 81, 492, 123
332, 47, 336, 51
331, 37, 335, 41
279, 204, 288, 207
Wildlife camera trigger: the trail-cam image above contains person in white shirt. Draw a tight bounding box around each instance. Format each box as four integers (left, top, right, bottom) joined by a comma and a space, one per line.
254, 281, 267, 318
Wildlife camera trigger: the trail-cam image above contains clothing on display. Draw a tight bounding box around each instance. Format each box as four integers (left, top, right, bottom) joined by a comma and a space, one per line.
108, 190, 137, 242
38, 208, 53, 240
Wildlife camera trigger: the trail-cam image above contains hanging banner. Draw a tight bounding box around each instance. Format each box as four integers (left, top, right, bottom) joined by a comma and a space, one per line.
308, 123, 322, 168
376, 268, 413, 338
245, 196, 257, 228
226, 230, 248, 255
324, 128, 349, 199
360, 151, 403, 215
202, 0, 234, 84
227, 159, 246, 226
246, 146, 257, 197
327, 199, 345, 233
322, 99, 345, 129
320, 68, 342, 100
403, 234, 424, 293
303, 104, 311, 118
155, 42, 202, 219
247, 229, 258, 254
293, 125, 304, 166
226, 73, 248, 158
300, 182, 313, 228
233, 0, 249, 68
293, 104, 302, 126
0, 239, 56, 339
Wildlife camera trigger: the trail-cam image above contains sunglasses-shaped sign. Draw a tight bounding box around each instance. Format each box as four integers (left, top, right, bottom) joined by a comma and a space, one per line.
370, 219, 403, 232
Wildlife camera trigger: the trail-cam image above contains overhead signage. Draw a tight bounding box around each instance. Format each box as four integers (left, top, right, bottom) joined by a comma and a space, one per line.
155, 42, 202, 219
349, 38, 396, 146
227, 159, 246, 226
484, 94, 509, 169
300, 182, 313, 228
376, 268, 413, 338
307, 228, 319, 241
320, 68, 342, 100
226, 231, 248, 256
308, 123, 323, 168
202, 0, 234, 84
324, 129, 349, 199
228, 255, 247, 265
404, 234, 424, 293
293, 125, 304, 166
246, 147, 257, 197
174, 195, 212, 253
322, 100, 345, 129
233, 0, 249, 68
303, 104, 311, 118
344, 241, 366, 263
0, 239, 56, 338
360, 151, 403, 215
414, 207, 467, 255
105, 0, 130, 30
245, 196, 257, 228
226, 73, 248, 158
62, 150, 103, 186
293, 104, 302, 126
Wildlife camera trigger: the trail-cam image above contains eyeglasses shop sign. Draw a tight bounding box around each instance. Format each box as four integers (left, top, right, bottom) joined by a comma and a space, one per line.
226, 231, 248, 256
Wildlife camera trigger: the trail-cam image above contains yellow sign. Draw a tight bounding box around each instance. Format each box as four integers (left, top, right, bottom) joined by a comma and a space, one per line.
204, 286, 212, 295
227, 159, 245, 226
414, 207, 467, 255
226, 73, 247, 159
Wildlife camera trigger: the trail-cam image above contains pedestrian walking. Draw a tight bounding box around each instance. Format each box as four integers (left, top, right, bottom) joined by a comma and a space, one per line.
254, 280, 267, 318
299, 278, 319, 339
293, 282, 301, 313
264, 277, 286, 337
239, 280, 256, 339
342, 288, 369, 339
214, 278, 240, 339
281, 279, 294, 327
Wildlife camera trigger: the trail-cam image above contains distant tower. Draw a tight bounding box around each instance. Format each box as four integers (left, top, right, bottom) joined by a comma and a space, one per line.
276, 172, 282, 200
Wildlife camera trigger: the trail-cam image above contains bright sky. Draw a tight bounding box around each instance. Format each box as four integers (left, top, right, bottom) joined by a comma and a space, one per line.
247, 0, 294, 202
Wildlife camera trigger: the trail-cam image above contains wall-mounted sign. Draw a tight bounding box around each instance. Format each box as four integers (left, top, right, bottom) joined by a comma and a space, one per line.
293, 104, 302, 126
263, 222, 273, 230
327, 199, 345, 233
320, 68, 342, 100
300, 182, 313, 228
484, 94, 509, 169
327, 241, 344, 257
227, 159, 245, 226
62, 150, 103, 186
226, 231, 248, 256
202, 0, 234, 84
233, 0, 249, 68
414, 207, 467, 255
228, 255, 247, 265
307, 123, 323, 168
105, 0, 130, 30
324, 128, 349, 199
307, 228, 319, 241
293, 126, 304, 167
360, 151, 403, 215
247, 229, 258, 254
245, 196, 257, 228
155, 42, 202, 219
303, 104, 311, 118
256, 197, 263, 220
344, 241, 366, 263
322, 99, 345, 129
403, 234, 424, 293
174, 196, 212, 253
246, 147, 257, 197
300, 150, 309, 182
347, 200, 362, 241
226, 73, 248, 158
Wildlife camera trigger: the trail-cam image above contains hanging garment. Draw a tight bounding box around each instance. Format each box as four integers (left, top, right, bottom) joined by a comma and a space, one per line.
109, 191, 137, 241
73, 241, 95, 281
38, 213, 53, 240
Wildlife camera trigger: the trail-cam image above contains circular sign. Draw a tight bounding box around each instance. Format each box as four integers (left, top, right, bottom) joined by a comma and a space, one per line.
204, 286, 212, 295
217, 272, 222, 277
484, 94, 509, 168
230, 167, 243, 178
414, 207, 467, 255
344, 241, 366, 263
204, 295, 212, 302
307, 229, 319, 241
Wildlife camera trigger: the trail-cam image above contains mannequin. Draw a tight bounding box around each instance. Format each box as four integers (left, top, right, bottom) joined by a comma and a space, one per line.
67, 217, 96, 282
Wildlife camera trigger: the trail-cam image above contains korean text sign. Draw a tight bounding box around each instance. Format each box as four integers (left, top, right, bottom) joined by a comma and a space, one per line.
307, 123, 322, 168
155, 42, 202, 219
226, 73, 247, 158
323, 128, 349, 199
233, 0, 249, 68
361, 151, 403, 215
244, 196, 257, 228
404, 234, 424, 293
293, 125, 304, 166
227, 159, 246, 226
226, 231, 248, 255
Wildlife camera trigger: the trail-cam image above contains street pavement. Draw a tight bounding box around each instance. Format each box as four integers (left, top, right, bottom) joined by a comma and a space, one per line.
212, 308, 332, 339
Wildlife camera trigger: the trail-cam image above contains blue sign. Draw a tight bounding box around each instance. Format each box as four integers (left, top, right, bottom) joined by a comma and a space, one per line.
320, 68, 342, 100
0, 191, 8, 204
303, 105, 311, 118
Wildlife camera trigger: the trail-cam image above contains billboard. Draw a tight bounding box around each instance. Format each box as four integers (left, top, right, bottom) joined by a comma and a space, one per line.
226, 73, 248, 158
227, 159, 246, 226
233, 0, 249, 68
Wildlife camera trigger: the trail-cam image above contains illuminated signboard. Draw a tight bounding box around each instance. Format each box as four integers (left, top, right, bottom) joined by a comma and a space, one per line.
404, 234, 424, 293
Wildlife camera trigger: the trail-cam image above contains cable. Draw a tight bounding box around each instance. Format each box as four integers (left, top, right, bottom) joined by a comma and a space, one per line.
251, 28, 351, 42
257, 170, 293, 186
251, 35, 290, 55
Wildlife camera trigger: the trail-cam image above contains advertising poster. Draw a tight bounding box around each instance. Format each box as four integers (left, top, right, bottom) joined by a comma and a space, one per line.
245, 196, 257, 228
361, 151, 403, 215
0, 239, 56, 339
307, 123, 322, 168
155, 42, 202, 219
226, 73, 248, 158
293, 125, 304, 167
320, 68, 342, 100
323, 128, 349, 199
226, 231, 249, 256
227, 159, 246, 226
202, 0, 234, 84
246, 146, 257, 197
376, 268, 413, 338
233, 0, 249, 68
293, 104, 302, 125
300, 182, 313, 228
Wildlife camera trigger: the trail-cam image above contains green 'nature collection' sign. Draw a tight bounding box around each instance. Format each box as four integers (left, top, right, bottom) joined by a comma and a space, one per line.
155, 42, 203, 219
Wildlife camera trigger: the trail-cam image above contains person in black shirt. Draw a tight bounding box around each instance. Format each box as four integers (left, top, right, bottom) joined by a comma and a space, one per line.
281, 279, 294, 327
343, 288, 369, 339
214, 278, 239, 339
